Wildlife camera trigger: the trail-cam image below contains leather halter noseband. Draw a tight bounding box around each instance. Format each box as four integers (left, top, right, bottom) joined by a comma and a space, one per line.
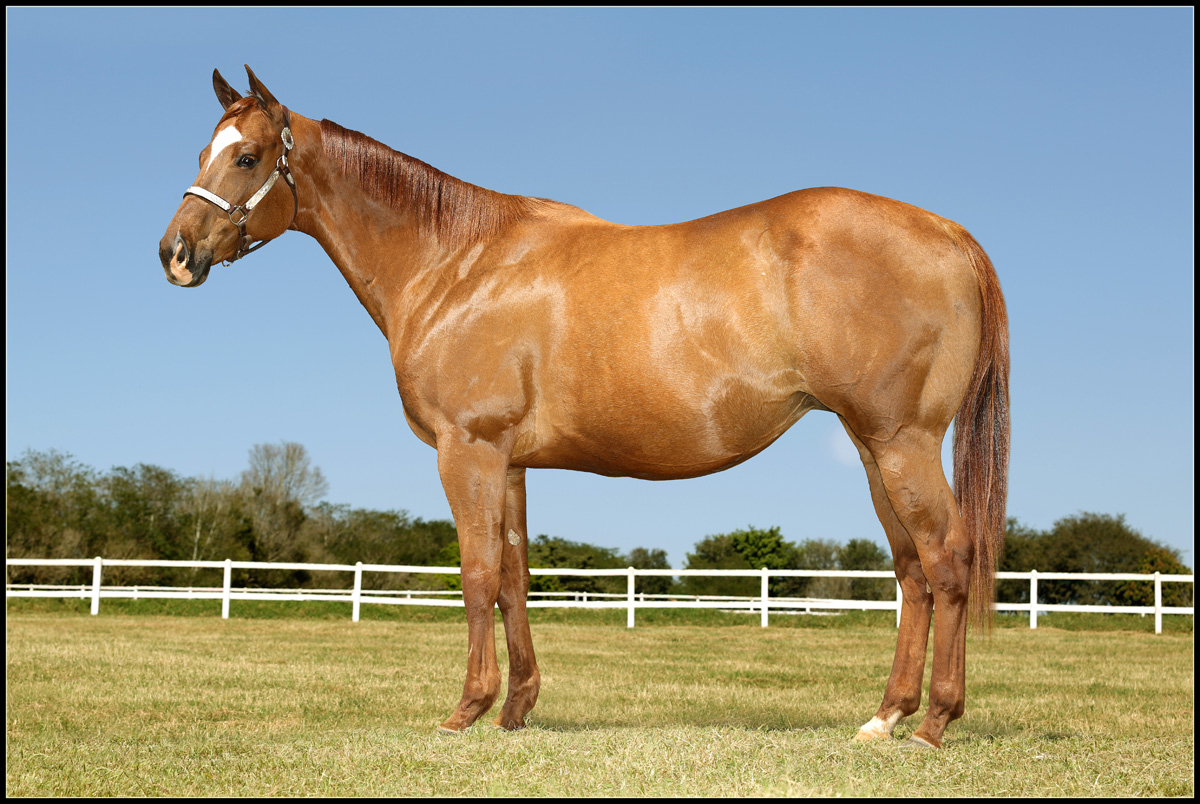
184, 108, 299, 264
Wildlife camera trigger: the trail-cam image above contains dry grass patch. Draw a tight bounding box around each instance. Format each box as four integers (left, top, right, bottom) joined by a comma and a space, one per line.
6, 610, 1193, 797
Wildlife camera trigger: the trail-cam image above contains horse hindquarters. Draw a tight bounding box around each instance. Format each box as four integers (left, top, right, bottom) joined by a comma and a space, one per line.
821, 215, 1007, 748
782, 196, 998, 748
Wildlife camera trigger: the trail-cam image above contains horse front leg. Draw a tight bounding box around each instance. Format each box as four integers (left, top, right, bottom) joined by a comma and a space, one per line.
493, 466, 541, 730
436, 436, 509, 734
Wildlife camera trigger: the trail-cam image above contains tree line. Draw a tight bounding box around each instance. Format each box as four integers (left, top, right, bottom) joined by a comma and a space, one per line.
5, 444, 1191, 606
998, 513, 1192, 607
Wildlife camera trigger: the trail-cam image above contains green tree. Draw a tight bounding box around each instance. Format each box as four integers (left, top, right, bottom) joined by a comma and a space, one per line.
528, 535, 625, 595
434, 539, 462, 592
238, 442, 329, 585
729, 525, 811, 597
792, 538, 842, 598
180, 476, 253, 570
99, 463, 190, 585
5, 449, 103, 585
626, 546, 677, 596
1039, 513, 1155, 604
728, 526, 793, 570
838, 538, 893, 600
307, 503, 458, 589
1114, 547, 1194, 608
680, 533, 756, 597
996, 517, 1045, 604
995, 513, 1189, 607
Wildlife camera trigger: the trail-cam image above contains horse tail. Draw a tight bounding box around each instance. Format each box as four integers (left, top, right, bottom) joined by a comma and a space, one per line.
948, 223, 1010, 630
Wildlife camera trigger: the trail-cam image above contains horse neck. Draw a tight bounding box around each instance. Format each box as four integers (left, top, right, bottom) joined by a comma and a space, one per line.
287, 114, 534, 337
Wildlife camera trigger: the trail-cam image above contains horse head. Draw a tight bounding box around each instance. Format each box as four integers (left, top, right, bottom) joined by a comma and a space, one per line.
158, 66, 298, 287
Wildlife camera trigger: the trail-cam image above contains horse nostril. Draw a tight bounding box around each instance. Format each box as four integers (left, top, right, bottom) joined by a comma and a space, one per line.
169, 234, 190, 268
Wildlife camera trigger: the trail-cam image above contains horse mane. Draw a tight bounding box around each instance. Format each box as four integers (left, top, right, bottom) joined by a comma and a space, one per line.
319, 118, 538, 247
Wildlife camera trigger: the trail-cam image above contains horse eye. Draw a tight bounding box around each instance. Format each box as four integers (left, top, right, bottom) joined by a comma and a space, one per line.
237, 155, 259, 169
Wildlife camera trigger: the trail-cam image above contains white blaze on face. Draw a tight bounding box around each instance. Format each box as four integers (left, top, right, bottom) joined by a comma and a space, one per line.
205, 124, 243, 171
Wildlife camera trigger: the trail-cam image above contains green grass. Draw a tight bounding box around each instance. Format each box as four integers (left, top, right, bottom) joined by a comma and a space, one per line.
6, 602, 1194, 796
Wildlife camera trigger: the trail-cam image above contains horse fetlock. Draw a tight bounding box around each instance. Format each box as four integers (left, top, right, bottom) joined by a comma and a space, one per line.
440, 696, 497, 733
492, 706, 531, 731
467, 675, 503, 708
910, 707, 957, 748
448, 671, 501, 727
894, 693, 922, 718
927, 681, 966, 721
499, 671, 540, 716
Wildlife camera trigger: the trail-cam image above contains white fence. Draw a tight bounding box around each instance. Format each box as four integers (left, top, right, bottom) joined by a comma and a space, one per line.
5, 557, 1194, 634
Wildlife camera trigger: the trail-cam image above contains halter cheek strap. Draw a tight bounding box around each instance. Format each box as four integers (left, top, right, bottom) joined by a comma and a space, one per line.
184, 108, 299, 265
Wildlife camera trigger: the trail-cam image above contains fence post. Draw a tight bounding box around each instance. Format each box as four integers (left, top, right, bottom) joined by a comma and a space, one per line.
90, 556, 102, 615
627, 567, 636, 629
221, 558, 232, 620
1029, 570, 1038, 630
352, 562, 363, 623
760, 567, 769, 627
896, 580, 903, 628
1154, 571, 1162, 635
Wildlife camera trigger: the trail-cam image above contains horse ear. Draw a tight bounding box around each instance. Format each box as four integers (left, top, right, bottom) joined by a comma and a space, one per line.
212, 69, 242, 110
244, 65, 282, 118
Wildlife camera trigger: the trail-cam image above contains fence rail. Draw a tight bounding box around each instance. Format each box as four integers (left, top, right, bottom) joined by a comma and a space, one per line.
6, 557, 1193, 633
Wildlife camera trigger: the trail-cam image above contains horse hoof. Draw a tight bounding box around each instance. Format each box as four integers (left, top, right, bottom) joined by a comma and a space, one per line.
902, 735, 940, 750
853, 728, 893, 742
854, 715, 898, 742
436, 724, 470, 736
492, 717, 526, 731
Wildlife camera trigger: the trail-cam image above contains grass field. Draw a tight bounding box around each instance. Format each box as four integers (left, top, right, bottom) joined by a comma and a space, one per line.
5, 600, 1194, 796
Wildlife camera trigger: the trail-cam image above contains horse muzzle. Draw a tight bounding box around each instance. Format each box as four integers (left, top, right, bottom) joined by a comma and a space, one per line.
159, 232, 213, 288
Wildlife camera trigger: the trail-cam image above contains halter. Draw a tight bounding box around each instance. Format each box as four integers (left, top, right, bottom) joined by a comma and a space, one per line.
184, 107, 299, 264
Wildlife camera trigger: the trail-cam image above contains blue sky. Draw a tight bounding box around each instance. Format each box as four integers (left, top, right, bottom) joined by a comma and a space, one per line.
6, 8, 1194, 567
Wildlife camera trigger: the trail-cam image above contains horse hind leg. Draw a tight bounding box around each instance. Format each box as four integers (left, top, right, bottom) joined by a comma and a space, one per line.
839, 417, 935, 743
493, 467, 541, 730
861, 427, 973, 749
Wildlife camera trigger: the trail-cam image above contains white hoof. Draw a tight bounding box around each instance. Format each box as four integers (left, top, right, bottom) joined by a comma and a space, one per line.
854, 714, 901, 741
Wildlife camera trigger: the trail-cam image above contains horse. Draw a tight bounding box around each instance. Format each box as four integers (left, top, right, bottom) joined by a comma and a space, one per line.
159, 66, 1009, 749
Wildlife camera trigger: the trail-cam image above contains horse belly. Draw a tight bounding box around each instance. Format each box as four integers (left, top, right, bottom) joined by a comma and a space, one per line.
522, 368, 822, 480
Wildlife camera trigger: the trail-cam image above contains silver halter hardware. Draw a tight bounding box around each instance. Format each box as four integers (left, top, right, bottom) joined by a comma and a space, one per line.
183, 110, 298, 265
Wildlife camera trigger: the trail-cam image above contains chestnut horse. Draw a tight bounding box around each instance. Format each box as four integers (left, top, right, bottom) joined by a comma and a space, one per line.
159, 67, 1009, 749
